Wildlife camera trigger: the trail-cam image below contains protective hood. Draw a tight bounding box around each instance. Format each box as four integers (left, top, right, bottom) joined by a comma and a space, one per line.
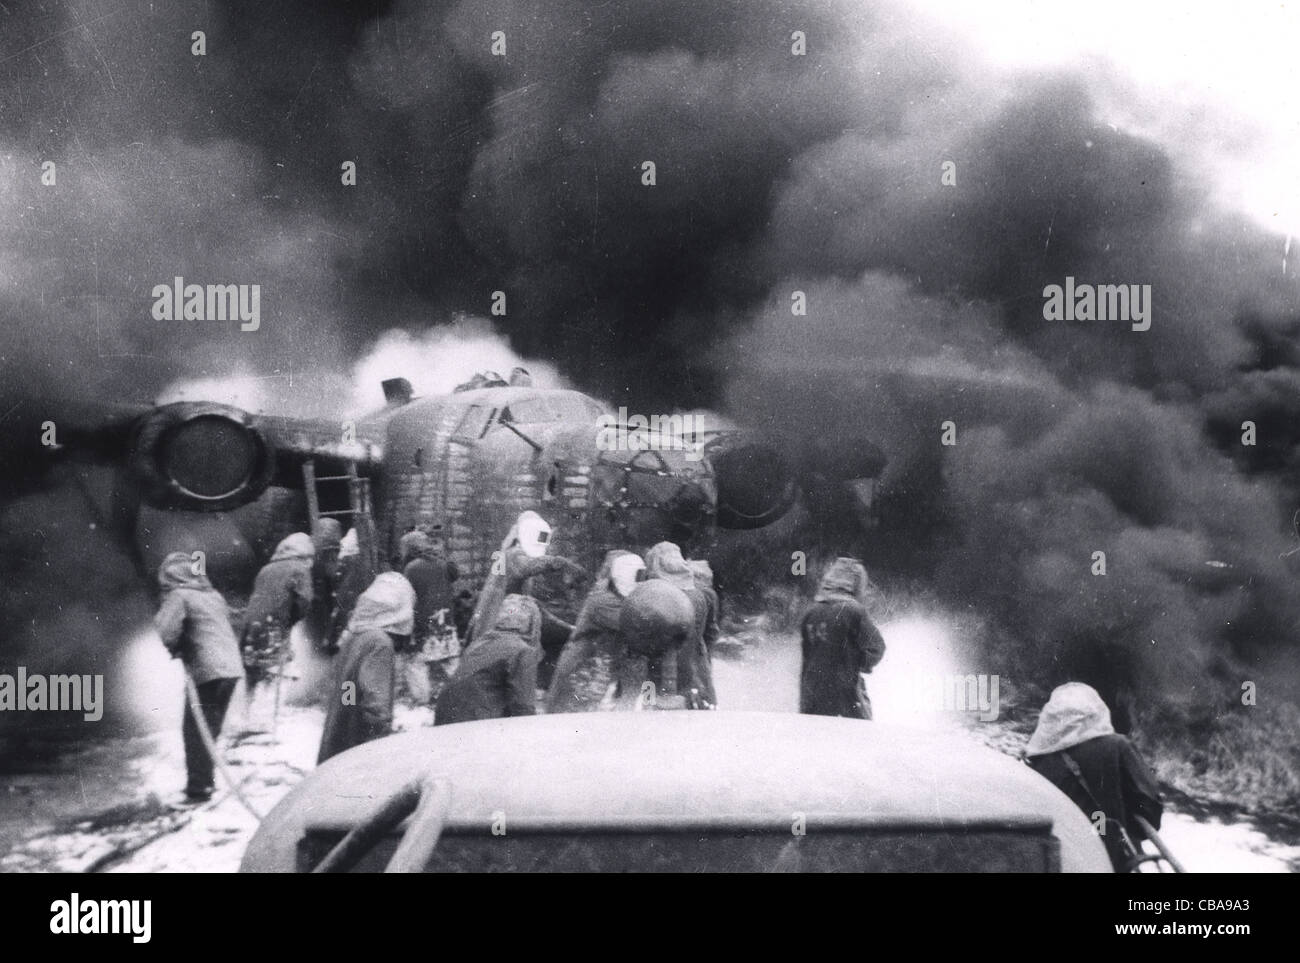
610, 553, 646, 598
1025, 682, 1116, 757
688, 559, 715, 589
514, 510, 552, 559
345, 572, 415, 637
595, 549, 630, 583
398, 530, 431, 566
482, 594, 542, 649
644, 541, 695, 592
270, 532, 315, 563
338, 528, 359, 559
312, 518, 342, 555
157, 551, 214, 592
814, 557, 869, 604
467, 511, 551, 643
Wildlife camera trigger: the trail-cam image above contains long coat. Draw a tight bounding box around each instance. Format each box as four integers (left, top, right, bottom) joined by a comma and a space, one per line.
331, 552, 368, 644
799, 597, 885, 718
799, 557, 885, 719
679, 585, 719, 707
154, 553, 244, 685
403, 543, 459, 640
307, 520, 342, 644
316, 573, 414, 764
435, 596, 540, 725
546, 587, 624, 712
242, 533, 314, 640
644, 542, 717, 708
316, 627, 396, 764
1025, 682, 1164, 871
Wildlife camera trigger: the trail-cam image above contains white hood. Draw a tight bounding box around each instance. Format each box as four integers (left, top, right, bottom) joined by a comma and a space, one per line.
1025, 682, 1116, 756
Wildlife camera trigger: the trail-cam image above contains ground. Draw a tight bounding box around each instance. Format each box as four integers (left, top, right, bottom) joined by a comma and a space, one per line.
2, 621, 1298, 873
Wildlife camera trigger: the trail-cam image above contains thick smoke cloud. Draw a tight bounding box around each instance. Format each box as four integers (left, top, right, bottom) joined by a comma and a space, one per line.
1, 0, 1298, 738
727, 74, 1300, 712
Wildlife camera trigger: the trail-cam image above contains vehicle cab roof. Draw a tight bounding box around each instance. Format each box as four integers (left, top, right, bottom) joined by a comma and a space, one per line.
241, 712, 1111, 872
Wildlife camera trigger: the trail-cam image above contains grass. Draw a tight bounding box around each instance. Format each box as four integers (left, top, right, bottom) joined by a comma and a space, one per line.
1141, 700, 1300, 817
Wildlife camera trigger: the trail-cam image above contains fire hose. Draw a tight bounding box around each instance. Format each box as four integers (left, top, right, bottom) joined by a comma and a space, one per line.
1134, 814, 1186, 873
183, 670, 265, 821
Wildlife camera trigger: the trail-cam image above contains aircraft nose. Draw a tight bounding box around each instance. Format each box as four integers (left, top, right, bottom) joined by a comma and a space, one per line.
665, 477, 715, 537
593, 449, 717, 546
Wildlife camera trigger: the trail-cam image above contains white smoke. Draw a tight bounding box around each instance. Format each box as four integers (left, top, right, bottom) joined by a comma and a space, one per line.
153, 316, 567, 418
155, 371, 276, 411
347, 315, 568, 412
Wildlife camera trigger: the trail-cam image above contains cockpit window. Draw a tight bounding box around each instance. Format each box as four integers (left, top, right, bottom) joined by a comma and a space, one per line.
503, 395, 602, 424
452, 405, 495, 442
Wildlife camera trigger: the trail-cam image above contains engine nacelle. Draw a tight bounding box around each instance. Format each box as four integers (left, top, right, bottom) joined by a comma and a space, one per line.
704, 435, 798, 530
127, 402, 274, 512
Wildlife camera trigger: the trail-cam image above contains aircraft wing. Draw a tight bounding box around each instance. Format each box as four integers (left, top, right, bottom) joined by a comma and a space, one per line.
33, 398, 386, 513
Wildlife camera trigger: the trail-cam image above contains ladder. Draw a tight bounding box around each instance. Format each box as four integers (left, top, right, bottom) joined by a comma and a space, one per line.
302, 459, 380, 579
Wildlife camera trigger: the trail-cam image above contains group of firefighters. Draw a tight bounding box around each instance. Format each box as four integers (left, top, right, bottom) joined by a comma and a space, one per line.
152, 508, 1164, 872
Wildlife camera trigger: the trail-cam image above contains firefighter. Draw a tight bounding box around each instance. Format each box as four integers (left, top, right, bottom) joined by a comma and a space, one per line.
467, 511, 587, 683
153, 552, 244, 803
1025, 682, 1165, 872
307, 518, 343, 650
240, 532, 314, 695
645, 542, 717, 709
546, 550, 645, 713
688, 559, 722, 657
616, 578, 696, 709
401, 530, 460, 645
317, 572, 415, 764
799, 557, 885, 719
435, 594, 541, 725
395, 528, 422, 570
330, 528, 366, 651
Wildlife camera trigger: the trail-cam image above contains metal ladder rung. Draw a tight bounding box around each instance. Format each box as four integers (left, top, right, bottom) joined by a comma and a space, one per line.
303, 460, 364, 529
303, 457, 378, 584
